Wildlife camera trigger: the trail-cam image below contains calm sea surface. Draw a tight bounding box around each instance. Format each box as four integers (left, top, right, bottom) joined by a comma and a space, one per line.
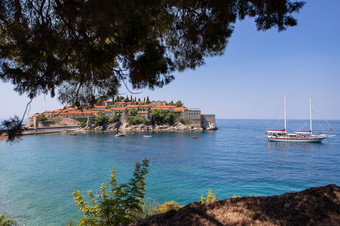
0, 119, 339, 225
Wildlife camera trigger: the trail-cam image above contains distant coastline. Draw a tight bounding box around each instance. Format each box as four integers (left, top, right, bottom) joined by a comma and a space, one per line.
26, 97, 217, 134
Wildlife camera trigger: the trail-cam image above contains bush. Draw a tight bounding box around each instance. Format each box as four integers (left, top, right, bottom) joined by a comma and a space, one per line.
151, 110, 180, 126
41, 120, 54, 126
232, 194, 241, 198
0, 214, 17, 226
73, 159, 149, 225
200, 188, 217, 204
156, 201, 183, 214
109, 113, 121, 124
132, 198, 159, 219
73, 117, 88, 127
179, 118, 190, 125
93, 113, 109, 127
129, 109, 138, 116
36, 114, 47, 122
127, 115, 150, 125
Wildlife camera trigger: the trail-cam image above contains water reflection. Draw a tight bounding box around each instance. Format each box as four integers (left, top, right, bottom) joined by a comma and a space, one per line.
266, 141, 323, 151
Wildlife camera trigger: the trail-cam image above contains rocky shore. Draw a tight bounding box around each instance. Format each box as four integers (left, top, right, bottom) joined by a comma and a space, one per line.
132, 184, 340, 225
84, 120, 217, 132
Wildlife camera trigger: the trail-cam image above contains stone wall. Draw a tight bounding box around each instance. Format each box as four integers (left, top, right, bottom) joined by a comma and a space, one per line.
201, 114, 217, 130
182, 109, 202, 128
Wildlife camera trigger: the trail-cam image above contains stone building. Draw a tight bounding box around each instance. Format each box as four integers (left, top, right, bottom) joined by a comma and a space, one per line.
181, 109, 202, 128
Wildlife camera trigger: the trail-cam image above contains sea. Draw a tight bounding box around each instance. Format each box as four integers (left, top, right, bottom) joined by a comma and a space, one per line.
0, 119, 339, 225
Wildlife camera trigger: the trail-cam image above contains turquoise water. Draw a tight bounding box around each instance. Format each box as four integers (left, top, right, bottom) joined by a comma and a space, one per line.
0, 119, 339, 225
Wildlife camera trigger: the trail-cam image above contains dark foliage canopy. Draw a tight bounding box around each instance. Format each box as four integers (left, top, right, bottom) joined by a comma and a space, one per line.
0, 0, 304, 140
0, 0, 304, 106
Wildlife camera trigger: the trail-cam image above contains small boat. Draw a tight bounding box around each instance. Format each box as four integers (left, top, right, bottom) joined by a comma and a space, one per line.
69, 133, 77, 136
143, 135, 152, 138
115, 133, 125, 137
266, 94, 331, 143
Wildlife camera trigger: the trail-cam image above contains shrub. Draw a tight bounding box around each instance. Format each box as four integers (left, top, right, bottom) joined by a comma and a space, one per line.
151, 110, 180, 126
0, 214, 17, 226
201, 188, 217, 204
93, 113, 109, 127
127, 115, 150, 125
129, 109, 138, 116
40, 120, 54, 126
109, 113, 121, 124
73, 159, 149, 225
73, 117, 88, 127
132, 198, 159, 219
179, 118, 190, 125
156, 201, 183, 214
36, 114, 47, 122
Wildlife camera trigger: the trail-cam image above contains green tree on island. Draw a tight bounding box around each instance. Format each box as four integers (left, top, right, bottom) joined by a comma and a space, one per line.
0, 0, 305, 141
175, 100, 184, 107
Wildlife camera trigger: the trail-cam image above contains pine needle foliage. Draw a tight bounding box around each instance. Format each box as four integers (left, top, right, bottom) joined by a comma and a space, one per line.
73, 159, 149, 226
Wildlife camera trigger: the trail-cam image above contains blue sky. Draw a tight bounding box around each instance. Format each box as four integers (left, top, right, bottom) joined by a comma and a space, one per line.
1, 0, 339, 120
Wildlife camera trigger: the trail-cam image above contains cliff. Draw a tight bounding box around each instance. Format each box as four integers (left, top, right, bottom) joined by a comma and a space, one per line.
132, 184, 340, 225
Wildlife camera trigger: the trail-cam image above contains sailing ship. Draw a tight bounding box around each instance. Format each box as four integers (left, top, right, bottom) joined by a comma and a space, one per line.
266, 94, 328, 143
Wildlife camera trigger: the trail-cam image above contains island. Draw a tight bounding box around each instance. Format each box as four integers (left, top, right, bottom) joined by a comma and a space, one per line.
27, 97, 217, 132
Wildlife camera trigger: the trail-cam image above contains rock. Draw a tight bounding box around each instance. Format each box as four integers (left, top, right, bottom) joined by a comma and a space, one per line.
94, 126, 103, 131
83, 126, 91, 130
206, 123, 217, 130
131, 184, 340, 226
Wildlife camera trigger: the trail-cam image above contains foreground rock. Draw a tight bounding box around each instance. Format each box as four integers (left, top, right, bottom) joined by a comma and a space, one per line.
132, 184, 340, 225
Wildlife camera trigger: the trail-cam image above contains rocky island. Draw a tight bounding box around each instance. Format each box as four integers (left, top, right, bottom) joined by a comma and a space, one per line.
27, 97, 217, 132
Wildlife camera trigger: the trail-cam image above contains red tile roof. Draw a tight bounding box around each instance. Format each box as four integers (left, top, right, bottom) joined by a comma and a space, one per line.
126, 105, 139, 108
175, 106, 186, 112
94, 105, 106, 109
112, 107, 126, 111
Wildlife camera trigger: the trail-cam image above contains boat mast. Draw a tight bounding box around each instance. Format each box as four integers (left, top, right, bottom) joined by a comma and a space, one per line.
310, 96, 312, 134
284, 93, 287, 131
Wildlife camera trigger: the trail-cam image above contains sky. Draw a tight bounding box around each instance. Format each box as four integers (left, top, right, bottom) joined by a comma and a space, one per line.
1, 0, 339, 120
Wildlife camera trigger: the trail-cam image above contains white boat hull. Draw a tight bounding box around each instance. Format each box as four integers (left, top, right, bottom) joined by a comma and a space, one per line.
267, 135, 327, 143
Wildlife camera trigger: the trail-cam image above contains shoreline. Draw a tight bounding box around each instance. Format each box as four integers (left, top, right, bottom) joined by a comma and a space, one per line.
1, 125, 217, 138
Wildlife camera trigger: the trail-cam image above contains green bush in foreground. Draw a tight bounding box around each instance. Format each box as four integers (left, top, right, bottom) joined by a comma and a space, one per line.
0, 214, 17, 226
73, 159, 149, 226
156, 201, 183, 214
201, 188, 218, 204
